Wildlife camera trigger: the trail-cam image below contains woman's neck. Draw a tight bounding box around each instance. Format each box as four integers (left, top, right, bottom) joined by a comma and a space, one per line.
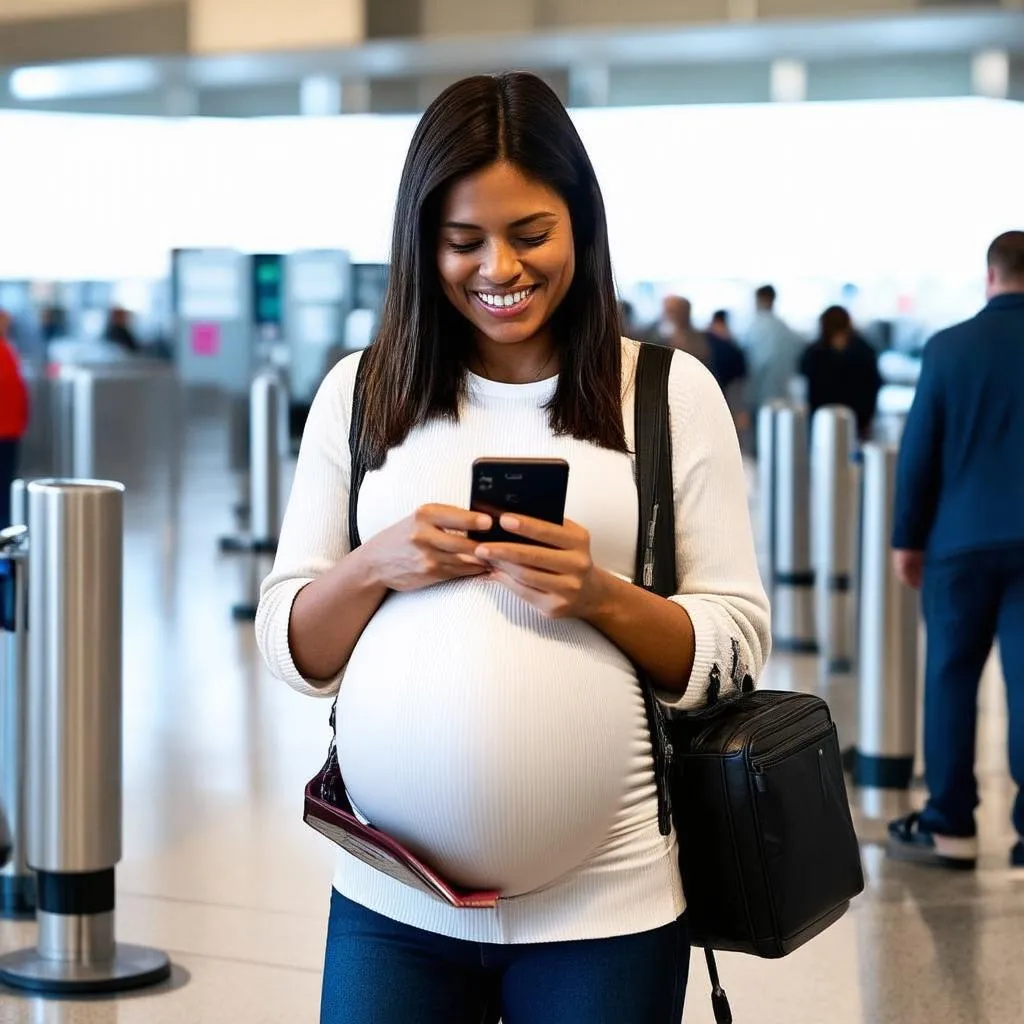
470, 331, 559, 384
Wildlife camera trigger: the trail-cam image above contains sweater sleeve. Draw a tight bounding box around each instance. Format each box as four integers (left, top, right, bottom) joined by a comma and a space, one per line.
254, 352, 362, 698
661, 353, 772, 709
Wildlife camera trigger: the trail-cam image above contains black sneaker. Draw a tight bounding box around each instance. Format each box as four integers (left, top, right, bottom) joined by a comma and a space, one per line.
1012, 840, 1024, 874
887, 812, 978, 870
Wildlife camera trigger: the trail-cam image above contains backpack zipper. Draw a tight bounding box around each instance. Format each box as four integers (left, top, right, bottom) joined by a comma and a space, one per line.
751, 723, 836, 791
689, 692, 810, 752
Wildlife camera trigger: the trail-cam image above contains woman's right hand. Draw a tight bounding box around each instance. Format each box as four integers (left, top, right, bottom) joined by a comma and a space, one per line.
362, 504, 493, 592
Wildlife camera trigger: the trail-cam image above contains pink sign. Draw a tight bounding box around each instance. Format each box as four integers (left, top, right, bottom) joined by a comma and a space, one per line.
190, 322, 221, 357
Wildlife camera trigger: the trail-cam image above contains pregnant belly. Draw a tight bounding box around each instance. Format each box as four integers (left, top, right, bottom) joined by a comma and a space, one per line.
335, 579, 645, 897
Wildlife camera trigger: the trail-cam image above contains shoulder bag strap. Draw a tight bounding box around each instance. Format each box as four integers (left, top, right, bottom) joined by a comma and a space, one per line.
347, 352, 371, 551
632, 343, 677, 838
633, 343, 677, 600
326, 352, 371, 744
633, 343, 734, 1024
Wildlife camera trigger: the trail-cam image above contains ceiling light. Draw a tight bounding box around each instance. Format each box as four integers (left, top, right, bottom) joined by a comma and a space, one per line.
10, 59, 160, 101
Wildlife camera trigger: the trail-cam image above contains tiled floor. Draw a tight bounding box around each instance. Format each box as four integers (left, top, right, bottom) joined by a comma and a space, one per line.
1, 393, 1022, 1023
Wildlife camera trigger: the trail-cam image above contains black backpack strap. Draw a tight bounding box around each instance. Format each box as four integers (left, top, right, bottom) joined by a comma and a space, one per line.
634, 343, 733, 1024
347, 352, 371, 552
633, 343, 677, 600
632, 343, 677, 837
327, 352, 371, 743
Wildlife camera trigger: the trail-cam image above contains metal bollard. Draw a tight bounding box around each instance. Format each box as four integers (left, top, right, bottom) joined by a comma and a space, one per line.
219, 370, 283, 558
0, 480, 170, 995
853, 444, 919, 819
811, 407, 859, 674
0, 505, 35, 918
248, 369, 283, 554
756, 402, 783, 586
227, 371, 284, 621
772, 405, 818, 653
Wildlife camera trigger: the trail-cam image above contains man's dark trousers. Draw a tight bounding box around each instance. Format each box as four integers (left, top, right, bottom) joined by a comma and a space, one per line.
919, 546, 1024, 840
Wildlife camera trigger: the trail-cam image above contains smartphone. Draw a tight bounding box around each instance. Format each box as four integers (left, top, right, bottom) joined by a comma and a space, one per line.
468, 458, 570, 545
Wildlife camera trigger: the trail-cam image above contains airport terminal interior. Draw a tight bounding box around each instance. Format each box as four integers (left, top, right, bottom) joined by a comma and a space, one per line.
0, 443, 1018, 1024
2, 1, 1024, 1022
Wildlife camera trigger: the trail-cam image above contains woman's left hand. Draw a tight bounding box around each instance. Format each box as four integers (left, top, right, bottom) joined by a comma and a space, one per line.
475, 514, 610, 620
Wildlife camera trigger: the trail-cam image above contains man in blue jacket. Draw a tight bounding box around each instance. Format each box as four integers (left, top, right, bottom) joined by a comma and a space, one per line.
888, 231, 1024, 872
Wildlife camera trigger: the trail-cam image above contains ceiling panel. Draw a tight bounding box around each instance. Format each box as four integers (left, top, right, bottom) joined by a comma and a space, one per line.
0, 1, 187, 63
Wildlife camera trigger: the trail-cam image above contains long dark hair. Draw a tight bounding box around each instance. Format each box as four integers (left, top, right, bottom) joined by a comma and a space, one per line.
359, 72, 626, 468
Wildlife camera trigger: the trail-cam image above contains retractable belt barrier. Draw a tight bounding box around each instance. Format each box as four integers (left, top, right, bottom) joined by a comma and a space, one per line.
222, 370, 285, 620
853, 444, 920, 819
761, 403, 818, 654
0, 480, 171, 995
811, 406, 859, 675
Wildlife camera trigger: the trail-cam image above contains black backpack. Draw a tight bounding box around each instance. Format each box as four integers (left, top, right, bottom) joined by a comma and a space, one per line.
634, 344, 865, 1021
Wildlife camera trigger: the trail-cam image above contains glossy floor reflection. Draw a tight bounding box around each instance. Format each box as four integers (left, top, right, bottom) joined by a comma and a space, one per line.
1, 406, 1022, 1024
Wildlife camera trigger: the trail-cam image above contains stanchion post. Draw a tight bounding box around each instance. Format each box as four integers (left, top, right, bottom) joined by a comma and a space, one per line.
854, 444, 919, 819
811, 406, 859, 674
228, 371, 283, 621
0, 480, 170, 995
249, 369, 282, 554
756, 402, 781, 587
772, 404, 818, 654
0, 499, 35, 918
219, 370, 282, 561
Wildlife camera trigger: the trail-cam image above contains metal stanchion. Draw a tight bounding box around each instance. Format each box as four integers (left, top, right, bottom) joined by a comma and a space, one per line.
0, 491, 34, 918
756, 402, 783, 587
853, 444, 919, 819
772, 404, 818, 654
248, 370, 282, 554
811, 406, 858, 674
220, 371, 283, 559
226, 371, 283, 621
0, 480, 170, 994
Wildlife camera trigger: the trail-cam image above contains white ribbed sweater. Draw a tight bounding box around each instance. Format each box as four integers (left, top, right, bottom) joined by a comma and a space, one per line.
256, 340, 771, 944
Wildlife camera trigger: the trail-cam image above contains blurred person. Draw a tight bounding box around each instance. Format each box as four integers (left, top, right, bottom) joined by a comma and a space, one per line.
257, 72, 768, 1024
618, 299, 638, 339
888, 230, 1024, 873
0, 310, 30, 529
706, 311, 750, 435
744, 285, 804, 428
799, 305, 882, 440
707, 310, 732, 342
657, 295, 711, 366
39, 303, 68, 343
104, 307, 140, 353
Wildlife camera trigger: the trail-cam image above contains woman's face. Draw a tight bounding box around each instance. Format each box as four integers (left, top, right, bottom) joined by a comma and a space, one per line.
437, 161, 575, 351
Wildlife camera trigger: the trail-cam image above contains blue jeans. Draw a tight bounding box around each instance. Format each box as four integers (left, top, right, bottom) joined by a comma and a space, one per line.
919, 546, 1024, 839
320, 890, 690, 1024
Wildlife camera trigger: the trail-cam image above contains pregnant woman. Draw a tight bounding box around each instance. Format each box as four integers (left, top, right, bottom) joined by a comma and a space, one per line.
256, 72, 770, 1024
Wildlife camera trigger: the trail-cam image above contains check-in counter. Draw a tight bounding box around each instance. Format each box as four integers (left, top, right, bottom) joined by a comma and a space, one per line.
19, 368, 59, 479
20, 360, 183, 503
56, 361, 183, 492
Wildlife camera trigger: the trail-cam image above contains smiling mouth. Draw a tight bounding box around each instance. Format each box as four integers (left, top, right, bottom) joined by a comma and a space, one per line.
472, 285, 539, 315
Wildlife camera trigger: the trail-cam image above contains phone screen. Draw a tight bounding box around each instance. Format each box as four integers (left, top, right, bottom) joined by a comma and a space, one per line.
468, 458, 570, 545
